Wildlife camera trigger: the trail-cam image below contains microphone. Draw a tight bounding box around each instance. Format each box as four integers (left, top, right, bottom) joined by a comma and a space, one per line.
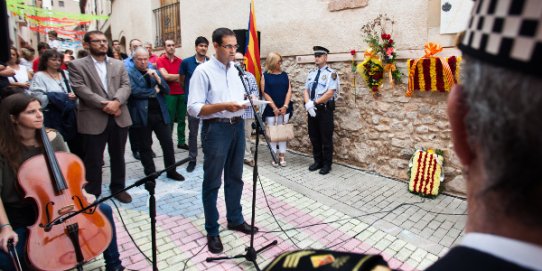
234, 62, 246, 76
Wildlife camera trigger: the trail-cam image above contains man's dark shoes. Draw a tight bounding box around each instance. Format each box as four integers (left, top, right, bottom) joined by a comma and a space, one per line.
227, 222, 259, 234
113, 191, 132, 203
166, 171, 185, 181
319, 166, 331, 175
177, 143, 189, 150
132, 151, 141, 160
186, 161, 196, 172
308, 163, 323, 171
207, 235, 223, 254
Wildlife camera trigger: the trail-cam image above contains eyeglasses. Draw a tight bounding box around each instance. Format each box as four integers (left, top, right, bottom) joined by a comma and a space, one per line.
221, 44, 239, 50
89, 39, 108, 44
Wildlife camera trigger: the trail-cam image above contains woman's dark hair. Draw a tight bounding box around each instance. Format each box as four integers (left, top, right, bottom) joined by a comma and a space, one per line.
0, 93, 41, 171
9, 46, 20, 64
38, 49, 64, 71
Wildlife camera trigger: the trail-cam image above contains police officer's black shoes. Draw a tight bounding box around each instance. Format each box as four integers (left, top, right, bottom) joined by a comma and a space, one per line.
319, 166, 331, 175
309, 163, 323, 171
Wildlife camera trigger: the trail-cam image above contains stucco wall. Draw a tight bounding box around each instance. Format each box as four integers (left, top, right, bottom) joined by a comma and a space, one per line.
109, 0, 155, 51
179, 0, 455, 58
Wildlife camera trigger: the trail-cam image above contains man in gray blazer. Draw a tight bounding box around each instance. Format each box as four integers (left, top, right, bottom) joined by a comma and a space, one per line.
68, 30, 133, 203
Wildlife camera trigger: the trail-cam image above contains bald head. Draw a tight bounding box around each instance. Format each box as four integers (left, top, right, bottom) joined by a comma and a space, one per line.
133, 47, 150, 71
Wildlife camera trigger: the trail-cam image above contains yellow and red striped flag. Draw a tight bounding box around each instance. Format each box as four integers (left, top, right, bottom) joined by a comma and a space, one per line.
244, 0, 261, 87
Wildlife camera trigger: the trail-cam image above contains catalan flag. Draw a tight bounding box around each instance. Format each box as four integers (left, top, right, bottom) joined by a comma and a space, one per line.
244, 0, 261, 86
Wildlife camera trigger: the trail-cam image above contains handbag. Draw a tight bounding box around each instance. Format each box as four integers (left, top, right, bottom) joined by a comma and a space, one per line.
265, 115, 294, 142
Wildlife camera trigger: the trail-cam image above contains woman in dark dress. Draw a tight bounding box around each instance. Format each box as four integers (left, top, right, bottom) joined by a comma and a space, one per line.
262, 52, 292, 167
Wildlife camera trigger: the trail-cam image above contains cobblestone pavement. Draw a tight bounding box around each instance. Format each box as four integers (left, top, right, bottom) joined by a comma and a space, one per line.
80, 132, 467, 271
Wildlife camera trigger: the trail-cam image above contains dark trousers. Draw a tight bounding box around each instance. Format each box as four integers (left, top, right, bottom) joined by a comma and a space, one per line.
66, 132, 85, 160
308, 107, 334, 167
188, 115, 200, 162
83, 117, 128, 197
133, 111, 176, 176
128, 126, 140, 153
201, 120, 245, 236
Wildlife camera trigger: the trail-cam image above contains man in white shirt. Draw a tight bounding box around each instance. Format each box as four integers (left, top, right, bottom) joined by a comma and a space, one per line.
187, 27, 258, 254
427, 1, 542, 270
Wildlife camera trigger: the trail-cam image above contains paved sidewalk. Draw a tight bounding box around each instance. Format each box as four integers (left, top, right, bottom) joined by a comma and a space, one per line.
82, 135, 467, 271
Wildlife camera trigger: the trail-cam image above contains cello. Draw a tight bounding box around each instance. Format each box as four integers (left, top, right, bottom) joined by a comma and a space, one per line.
17, 127, 113, 270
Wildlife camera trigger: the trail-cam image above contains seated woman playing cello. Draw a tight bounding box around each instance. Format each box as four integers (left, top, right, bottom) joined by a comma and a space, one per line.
0, 93, 130, 271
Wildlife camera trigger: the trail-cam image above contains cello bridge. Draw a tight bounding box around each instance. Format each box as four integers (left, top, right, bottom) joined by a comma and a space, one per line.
58, 205, 75, 215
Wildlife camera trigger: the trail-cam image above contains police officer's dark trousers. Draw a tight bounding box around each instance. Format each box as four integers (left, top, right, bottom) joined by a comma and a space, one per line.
308, 105, 334, 168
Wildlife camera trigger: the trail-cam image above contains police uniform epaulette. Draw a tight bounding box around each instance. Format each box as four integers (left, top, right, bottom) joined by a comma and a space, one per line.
326, 67, 338, 80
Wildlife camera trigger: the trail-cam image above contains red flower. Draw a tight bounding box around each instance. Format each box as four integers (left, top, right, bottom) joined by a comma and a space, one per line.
388, 39, 394, 45
381, 33, 388, 40
350, 49, 357, 56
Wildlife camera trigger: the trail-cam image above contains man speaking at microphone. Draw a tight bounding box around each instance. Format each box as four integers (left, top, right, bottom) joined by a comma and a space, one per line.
127, 47, 184, 181
188, 27, 259, 254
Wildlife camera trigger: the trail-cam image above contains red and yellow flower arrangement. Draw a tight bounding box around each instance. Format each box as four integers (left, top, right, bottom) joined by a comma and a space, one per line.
406, 42, 462, 97
357, 48, 384, 96
408, 148, 444, 197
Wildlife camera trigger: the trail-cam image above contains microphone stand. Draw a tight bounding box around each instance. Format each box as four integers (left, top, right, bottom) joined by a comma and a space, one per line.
46, 157, 191, 271
206, 65, 278, 271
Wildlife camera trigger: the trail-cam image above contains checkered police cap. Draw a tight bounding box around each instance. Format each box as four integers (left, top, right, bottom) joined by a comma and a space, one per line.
459, 0, 542, 76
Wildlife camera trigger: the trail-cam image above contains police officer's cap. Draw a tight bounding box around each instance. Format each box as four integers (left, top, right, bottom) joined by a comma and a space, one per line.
313, 46, 329, 56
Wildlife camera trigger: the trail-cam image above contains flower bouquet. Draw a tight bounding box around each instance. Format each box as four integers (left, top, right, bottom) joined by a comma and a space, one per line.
361, 14, 402, 90
357, 48, 384, 96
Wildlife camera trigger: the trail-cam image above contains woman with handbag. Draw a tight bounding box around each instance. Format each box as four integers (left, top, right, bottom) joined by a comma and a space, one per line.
29, 49, 83, 158
6, 47, 32, 94
262, 52, 292, 167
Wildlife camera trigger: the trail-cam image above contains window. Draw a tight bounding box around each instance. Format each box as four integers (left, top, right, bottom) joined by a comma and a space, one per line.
59, 1, 64, 7
153, 1, 181, 48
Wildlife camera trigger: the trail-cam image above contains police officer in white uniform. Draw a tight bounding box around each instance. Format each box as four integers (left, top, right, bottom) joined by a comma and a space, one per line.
303, 46, 339, 175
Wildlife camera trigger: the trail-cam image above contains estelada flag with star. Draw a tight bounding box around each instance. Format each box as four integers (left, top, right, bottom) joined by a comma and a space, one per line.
244, 0, 261, 87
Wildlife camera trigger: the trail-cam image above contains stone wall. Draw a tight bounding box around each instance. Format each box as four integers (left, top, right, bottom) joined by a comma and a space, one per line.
278, 56, 466, 196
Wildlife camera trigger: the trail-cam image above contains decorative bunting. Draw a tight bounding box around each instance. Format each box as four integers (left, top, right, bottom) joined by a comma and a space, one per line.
6, 0, 108, 40
7, 0, 109, 21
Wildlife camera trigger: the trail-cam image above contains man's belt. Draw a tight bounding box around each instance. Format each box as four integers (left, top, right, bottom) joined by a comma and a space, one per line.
204, 116, 242, 124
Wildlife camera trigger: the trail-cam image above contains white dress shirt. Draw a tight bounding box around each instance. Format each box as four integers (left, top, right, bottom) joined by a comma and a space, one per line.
187, 56, 245, 119
91, 55, 109, 93
461, 233, 542, 270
